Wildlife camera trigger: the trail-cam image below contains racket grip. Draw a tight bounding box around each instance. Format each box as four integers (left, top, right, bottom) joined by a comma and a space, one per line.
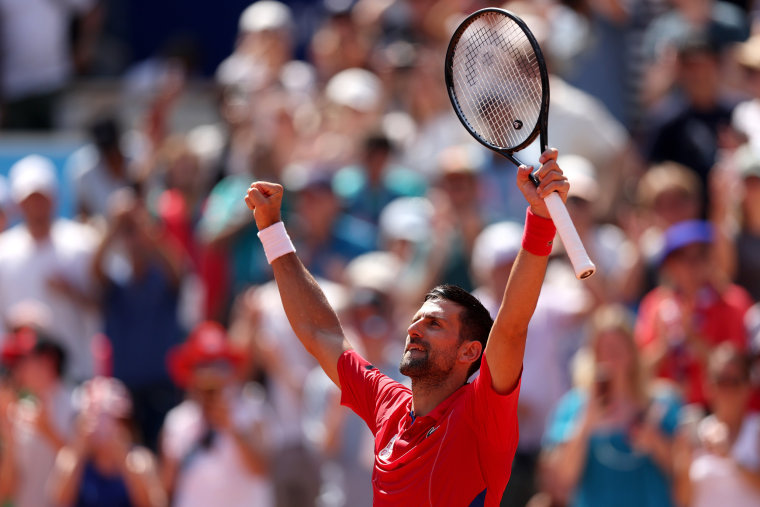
543, 192, 596, 279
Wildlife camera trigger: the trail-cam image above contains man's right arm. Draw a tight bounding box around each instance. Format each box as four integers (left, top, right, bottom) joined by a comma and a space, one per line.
245, 182, 351, 387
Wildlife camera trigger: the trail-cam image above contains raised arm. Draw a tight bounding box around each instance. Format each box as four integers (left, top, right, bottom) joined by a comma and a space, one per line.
485, 149, 568, 393
245, 182, 351, 387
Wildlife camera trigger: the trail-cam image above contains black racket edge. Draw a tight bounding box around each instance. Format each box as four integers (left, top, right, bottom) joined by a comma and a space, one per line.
443, 7, 551, 188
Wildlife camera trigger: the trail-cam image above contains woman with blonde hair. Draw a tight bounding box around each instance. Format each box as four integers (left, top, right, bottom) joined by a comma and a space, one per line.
540, 304, 682, 507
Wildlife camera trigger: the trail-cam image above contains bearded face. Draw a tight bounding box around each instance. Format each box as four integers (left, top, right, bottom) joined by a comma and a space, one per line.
399, 299, 463, 383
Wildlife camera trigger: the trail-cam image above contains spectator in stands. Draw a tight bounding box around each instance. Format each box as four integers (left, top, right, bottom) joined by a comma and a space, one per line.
430, 144, 488, 291
196, 142, 273, 320
628, 161, 705, 298
558, 154, 640, 305
634, 219, 753, 406
545, 0, 631, 126
0, 0, 102, 130
161, 321, 274, 507
0, 328, 74, 507
673, 344, 760, 507
641, 0, 750, 110
541, 305, 682, 507
332, 131, 427, 226
319, 68, 387, 166
635, 162, 705, 260
48, 376, 166, 507
721, 145, 760, 301
68, 115, 135, 221
91, 187, 184, 451
644, 33, 740, 213
732, 34, 760, 153
0, 155, 99, 382
283, 167, 375, 283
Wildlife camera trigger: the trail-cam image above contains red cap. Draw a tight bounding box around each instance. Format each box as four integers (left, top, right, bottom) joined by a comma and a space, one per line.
1, 327, 38, 367
167, 321, 244, 388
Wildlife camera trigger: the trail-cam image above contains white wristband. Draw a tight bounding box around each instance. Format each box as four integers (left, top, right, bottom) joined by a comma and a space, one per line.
257, 221, 296, 264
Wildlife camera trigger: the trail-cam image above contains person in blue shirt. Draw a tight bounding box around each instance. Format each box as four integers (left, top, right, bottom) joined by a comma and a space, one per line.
541, 304, 682, 507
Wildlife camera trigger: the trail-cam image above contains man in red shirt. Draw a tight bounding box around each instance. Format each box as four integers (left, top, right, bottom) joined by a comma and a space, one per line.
244, 149, 569, 506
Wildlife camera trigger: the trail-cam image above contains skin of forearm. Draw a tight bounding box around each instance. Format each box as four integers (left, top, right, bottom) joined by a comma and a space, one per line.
120, 451, 166, 507
487, 249, 548, 393
270, 253, 350, 386
49, 446, 88, 506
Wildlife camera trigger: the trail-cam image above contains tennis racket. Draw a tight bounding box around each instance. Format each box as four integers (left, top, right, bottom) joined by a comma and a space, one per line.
445, 8, 596, 280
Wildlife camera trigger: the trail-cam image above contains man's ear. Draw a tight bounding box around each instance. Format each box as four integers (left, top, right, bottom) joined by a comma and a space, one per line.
458, 340, 483, 365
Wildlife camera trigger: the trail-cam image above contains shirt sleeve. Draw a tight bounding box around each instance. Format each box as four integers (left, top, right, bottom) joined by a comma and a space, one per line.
338, 350, 410, 435
467, 353, 521, 453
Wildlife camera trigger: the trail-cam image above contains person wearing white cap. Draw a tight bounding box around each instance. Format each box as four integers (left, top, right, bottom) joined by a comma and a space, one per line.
0, 155, 100, 383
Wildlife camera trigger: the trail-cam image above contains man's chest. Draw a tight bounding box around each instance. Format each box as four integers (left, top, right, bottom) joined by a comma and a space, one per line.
370, 411, 489, 506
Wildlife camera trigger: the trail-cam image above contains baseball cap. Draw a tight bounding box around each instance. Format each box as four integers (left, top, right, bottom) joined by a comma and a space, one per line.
9, 155, 57, 202
437, 144, 483, 175
1, 327, 66, 375
239, 1, 294, 34
471, 221, 523, 283
658, 219, 714, 265
325, 68, 382, 113
379, 196, 434, 243
345, 251, 401, 294
167, 321, 245, 388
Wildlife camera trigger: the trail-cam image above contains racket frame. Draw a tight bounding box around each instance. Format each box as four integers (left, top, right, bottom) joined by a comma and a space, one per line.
444, 7, 550, 186
444, 8, 596, 280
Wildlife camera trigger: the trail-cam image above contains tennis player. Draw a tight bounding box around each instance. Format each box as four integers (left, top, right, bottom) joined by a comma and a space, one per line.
245, 148, 568, 506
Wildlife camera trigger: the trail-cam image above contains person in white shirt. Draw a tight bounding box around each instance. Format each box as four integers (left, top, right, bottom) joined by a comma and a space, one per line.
673, 343, 760, 507
0, 0, 100, 130
161, 321, 274, 507
0, 155, 100, 382
0, 328, 74, 507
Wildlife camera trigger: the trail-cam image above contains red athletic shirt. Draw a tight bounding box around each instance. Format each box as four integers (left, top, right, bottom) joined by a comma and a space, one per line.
337, 349, 521, 507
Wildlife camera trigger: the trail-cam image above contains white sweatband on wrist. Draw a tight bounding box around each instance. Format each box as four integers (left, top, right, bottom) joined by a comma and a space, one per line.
257, 221, 296, 264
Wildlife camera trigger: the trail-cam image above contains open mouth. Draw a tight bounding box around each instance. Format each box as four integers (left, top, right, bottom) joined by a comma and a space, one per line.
405, 343, 426, 353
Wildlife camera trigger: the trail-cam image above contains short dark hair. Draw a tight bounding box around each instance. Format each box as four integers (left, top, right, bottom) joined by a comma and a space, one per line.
31, 337, 67, 378
424, 284, 493, 378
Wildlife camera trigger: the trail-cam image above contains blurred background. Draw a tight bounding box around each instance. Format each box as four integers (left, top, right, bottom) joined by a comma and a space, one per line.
0, 1, 760, 506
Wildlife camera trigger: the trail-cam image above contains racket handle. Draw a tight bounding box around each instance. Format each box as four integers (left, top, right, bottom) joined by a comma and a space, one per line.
543, 192, 596, 279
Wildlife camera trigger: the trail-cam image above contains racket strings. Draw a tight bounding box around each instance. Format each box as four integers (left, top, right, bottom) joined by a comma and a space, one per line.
450, 13, 543, 150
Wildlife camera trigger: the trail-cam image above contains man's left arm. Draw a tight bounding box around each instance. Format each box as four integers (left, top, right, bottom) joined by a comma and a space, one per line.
485, 149, 568, 394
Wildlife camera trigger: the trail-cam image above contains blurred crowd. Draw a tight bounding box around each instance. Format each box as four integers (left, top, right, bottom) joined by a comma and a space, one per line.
1, 0, 760, 506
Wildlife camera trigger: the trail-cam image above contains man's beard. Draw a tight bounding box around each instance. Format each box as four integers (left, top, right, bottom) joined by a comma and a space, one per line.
399, 348, 455, 385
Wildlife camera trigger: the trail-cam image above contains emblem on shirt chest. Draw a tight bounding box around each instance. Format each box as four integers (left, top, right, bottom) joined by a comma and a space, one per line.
378, 435, 398, 460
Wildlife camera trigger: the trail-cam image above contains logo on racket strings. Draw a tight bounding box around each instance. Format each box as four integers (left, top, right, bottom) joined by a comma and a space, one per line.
513, 120, 523, 130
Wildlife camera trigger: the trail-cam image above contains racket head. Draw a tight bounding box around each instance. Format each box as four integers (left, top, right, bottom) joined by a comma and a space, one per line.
445, 8, 550, 156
